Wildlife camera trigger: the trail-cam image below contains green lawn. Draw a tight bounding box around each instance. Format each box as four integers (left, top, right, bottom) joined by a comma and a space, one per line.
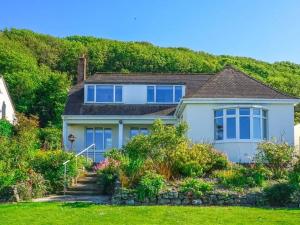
0, 202, 300, 225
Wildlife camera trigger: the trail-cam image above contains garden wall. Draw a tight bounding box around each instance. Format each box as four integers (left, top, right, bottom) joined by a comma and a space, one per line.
112, 185, 266, 206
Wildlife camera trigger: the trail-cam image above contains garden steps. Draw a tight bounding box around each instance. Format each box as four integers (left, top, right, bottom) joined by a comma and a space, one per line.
63, 172, 101, 196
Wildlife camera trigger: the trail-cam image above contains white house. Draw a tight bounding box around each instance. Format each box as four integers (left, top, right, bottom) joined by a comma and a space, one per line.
62, 57, 300, 163
0, 76, 16, 124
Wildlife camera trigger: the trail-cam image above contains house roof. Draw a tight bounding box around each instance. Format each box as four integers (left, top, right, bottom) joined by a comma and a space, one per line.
188, 67, 297, 99
63, 68, 298, 116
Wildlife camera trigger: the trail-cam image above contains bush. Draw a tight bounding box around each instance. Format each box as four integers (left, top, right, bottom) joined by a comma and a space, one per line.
264, 182, 296, 207
180, 178, 213, 197
136, 171, 165, 200
0, 119, 13, 137
15, 170, 47, 200
289, 158, 300, 186
39, 126, 62, 150
95, 159, 119, 194
170, 143, 228, 177
31, 150, 88, 193
255, 141, 295, 179
213, 165, 269, 189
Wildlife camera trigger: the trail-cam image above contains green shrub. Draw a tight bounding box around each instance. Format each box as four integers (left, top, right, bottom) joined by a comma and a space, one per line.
170, 143, 229, 177
180, 178, 213, 197
213, 165, 269, 189
31, 150, 88, 193
289, 159, 300, 186
39, 126, 62, 150
255, 141, 295, 179
0, 119, 13, 137
96, 164, 119, 195
15, 170, 47, 200
264, 182, 296, 207
136, 171, 165, 200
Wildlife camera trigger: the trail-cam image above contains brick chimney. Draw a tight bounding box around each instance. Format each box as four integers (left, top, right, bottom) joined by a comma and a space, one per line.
77, 55, 87, 83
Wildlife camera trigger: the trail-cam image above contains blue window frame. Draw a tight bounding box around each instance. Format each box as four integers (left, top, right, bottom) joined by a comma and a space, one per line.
115, 86, 122, 102
87, 85, 95, 102
156, 86, 173, 102
147, 86, 154, 103
130, 128, 149, 138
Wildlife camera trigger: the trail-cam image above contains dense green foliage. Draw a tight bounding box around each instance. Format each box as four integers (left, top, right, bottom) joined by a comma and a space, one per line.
103, 120, 229, 190
31, 150, 89, 193
255, 141, 295, 179
1, 203, 300, 225
0, 119, 13, 137
264, 182, 296, 207
179, 178, 213, 197
213, 165, 270, 189
0, 28, 299, 127
0, 113, 90, 200
136, 171, 166, 200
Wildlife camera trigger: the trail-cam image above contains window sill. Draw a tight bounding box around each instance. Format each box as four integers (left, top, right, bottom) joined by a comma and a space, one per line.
214, 139, 265, 144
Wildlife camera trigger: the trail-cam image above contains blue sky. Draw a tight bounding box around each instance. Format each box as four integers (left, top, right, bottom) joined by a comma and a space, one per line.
1, 0, 300, 63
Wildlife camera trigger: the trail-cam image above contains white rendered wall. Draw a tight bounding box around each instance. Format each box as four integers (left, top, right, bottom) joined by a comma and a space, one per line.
0, 78, 15, 124
183, 102, 295, 162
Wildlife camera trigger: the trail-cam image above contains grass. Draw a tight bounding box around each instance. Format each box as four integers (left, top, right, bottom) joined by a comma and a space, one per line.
0, 202, 300, 225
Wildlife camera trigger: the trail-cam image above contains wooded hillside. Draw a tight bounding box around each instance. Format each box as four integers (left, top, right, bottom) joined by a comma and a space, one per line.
0, 28, 299, 126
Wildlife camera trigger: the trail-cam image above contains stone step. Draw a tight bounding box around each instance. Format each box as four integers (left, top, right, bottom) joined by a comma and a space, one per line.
68, 183, 100, 192
62, 190, 102, 196
77, 176, 98, 184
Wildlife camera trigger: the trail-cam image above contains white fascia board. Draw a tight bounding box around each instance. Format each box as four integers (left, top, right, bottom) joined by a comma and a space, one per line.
174, 98, 300, 117
62, 114, 177, 124
182, 98, 300, 104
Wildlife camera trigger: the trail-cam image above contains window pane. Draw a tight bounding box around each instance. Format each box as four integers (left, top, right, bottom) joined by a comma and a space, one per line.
147, 86, 154, 102
263, 110, 267, 117
214, 118, 223, 140
156, 86, 173, 102
226, 117, 236, 139
214, 109, 223, 117
263, 118, 267, 139
175, 86, 182, 102
104, 129, 112, 149
115, 86, 122, 102
130, 128, 139, 138
96, 85, 113, 102
86, 128, 94, 147
253, 108, 261, 116
253, 117, 261, 139
240, 117, 250, 139
140, 128, 149, 135
95, 128, 104, 150
239, 108, 250, 115
87, 86, 95, 102
226, 109, 236, 115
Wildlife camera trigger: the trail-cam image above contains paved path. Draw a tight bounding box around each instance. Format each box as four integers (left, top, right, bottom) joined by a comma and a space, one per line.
32, 195, 111, 204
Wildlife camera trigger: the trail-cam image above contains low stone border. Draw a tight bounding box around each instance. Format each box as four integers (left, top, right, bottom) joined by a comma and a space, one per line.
112, 186, 266, 206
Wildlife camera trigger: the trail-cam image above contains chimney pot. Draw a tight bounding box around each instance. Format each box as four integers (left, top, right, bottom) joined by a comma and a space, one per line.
77, 55, 87, 83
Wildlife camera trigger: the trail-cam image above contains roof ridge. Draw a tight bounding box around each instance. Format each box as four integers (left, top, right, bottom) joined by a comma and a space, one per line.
93, 72, 216, 76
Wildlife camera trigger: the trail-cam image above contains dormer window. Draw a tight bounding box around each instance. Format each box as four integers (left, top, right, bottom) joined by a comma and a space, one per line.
85, 85, 123, 103
147, 85, 183, 103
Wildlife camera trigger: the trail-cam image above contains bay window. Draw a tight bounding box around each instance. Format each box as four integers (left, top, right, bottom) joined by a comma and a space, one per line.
147, 85, 183, 103
85, 85, 123, 103
214, 107, 268, 141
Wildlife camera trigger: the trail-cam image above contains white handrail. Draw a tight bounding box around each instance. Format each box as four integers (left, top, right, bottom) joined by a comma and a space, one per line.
63, 144, 96, 195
